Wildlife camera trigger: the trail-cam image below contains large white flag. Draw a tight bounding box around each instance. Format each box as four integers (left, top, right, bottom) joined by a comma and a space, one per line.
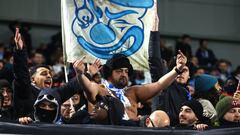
61, 0, 156, 70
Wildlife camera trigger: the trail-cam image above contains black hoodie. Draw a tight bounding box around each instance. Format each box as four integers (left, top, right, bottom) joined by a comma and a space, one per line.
33, 77, 82, 123
34, 89, 61, 123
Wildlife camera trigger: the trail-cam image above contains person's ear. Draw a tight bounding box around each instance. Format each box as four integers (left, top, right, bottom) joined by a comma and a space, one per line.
31, 76, 36, 84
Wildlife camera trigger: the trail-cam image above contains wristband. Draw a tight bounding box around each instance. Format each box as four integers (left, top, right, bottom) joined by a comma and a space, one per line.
84, 72, 93, 80
175, 67, 183, 74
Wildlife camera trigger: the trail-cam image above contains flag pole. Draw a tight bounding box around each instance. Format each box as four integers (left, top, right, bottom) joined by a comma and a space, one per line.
64, 64, 69, 83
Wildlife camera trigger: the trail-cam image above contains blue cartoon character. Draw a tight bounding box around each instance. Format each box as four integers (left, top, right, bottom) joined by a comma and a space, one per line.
72, 0, 154, 59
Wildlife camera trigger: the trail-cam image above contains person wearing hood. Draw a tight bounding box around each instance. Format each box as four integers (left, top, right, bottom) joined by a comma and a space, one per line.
13, 28, 53, 118
0, 79, 16, 120
33, 89, 61, 123
19, 74, 82, 124
18, 58, 103, 124
18, 57, 105, 124
192, 74, 221, 123
215, 96, 240, 127
14, 27, 86, 124
56, 99, 76, 124
17, 61, 86, 124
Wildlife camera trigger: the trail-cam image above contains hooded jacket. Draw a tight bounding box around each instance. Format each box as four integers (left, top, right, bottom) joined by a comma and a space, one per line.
33, 75, 83, 123
0, 79, 16, 120
34, 89, 61, 123
13, 46, 82, 119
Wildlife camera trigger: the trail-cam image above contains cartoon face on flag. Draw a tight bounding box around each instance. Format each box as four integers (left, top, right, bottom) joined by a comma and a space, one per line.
62, 0, 156, 70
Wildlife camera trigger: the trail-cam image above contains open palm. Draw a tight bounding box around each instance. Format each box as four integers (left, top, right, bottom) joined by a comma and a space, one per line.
14, 28, 24, 50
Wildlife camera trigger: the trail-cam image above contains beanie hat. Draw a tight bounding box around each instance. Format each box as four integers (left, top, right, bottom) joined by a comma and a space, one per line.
182, 100, 204, 121
194, 74, 218, 93
215, 96, 240, 119
102, 54, 133, 79
0, 79, 12, 92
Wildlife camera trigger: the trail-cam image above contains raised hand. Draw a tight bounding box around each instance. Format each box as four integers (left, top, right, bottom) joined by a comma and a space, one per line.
176, 50, 187, 71
88, 59, 102, 76
14, 27, 24, 50
73, 56, 86, 74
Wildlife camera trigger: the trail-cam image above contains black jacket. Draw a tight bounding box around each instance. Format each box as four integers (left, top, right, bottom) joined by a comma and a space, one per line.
147, 31, 190, 126
0, 64, 14, 84
148, 31, 166, 82
31, 77, 82, 124
13, 48, 81, 118
13, 48, 39, 118
158, 82, 189, 126
148, 31, 167, 111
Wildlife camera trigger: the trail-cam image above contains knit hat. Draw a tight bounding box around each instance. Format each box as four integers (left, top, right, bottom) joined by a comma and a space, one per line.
215, 96, 240, 119
102, 53, 133, 79
194, 74, 218, 92
182, 100, 204, 121
0, 79, 12, 92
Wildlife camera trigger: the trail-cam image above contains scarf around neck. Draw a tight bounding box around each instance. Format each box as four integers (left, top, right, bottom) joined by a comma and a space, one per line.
103, 80, 131, 108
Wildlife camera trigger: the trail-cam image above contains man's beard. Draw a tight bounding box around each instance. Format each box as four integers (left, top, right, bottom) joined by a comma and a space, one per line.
112, 77, 128, 89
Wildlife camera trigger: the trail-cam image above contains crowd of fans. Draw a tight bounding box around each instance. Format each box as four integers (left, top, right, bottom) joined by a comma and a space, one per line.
0, 17, 240, 132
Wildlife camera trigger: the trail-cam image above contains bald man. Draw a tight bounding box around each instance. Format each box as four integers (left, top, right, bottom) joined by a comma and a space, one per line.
144, 110, 170, 128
